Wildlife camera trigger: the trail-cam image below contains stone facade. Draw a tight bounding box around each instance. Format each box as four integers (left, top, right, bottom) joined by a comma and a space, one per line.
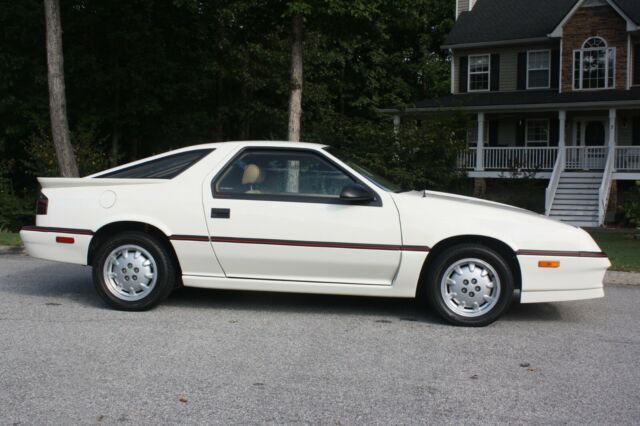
561, 5, 628, 92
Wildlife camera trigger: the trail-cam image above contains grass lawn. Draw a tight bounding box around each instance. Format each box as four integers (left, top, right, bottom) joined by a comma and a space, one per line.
588, 228, 640, 272
0, 232, 21, 246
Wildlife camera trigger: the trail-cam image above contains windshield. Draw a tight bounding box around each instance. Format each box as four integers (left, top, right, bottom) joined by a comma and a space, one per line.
324, 147, 402, 193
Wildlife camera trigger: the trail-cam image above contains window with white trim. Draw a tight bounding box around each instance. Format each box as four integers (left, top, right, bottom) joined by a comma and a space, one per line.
573, 37, 615, 89
527, 50, 550, 89
525, 120, 549, 147
468, 54, 490, 92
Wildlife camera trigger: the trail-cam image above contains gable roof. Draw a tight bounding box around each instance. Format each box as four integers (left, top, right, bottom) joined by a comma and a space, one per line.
443, 0, 640, 49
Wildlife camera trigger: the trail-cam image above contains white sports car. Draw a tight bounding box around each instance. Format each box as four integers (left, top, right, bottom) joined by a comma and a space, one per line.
20, 141, 610, 326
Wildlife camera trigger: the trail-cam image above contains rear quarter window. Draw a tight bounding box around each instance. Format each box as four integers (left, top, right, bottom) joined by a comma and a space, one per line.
95, 149, 213, 179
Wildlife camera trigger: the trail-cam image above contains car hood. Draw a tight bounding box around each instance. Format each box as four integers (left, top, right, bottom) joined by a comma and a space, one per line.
390, 190, 602, 253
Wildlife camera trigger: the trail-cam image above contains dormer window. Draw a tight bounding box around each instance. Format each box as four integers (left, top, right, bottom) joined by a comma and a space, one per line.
468, 55, 490, 92
573, 37, 616, 90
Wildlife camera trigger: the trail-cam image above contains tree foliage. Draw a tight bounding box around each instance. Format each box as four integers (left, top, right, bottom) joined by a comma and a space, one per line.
0, 0, 459, 229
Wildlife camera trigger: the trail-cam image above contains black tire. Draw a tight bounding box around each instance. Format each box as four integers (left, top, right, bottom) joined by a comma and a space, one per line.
92, 231, 177, 311
425, 244, 514, 327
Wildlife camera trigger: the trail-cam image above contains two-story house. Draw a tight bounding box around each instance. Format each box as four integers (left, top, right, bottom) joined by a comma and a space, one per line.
382, 0, 640, 227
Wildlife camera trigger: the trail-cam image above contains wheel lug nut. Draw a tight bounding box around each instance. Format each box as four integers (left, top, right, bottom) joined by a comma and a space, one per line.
124, 276, 130, 281
132, 275, 137, 280
475, 286, 481, 291
461, 288, 467, 293
463, 280, 469, 285
122, 268, 127, 273
134, 268, 139, 273
469, 292, 475, 297
471, 279, 477, 284
128, 263, 133, 269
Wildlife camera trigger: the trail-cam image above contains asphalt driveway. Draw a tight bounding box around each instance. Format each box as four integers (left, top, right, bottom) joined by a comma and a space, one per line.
1, 255, 639, 425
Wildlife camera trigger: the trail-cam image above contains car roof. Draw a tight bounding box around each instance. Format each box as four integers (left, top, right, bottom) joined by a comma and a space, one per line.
178, 140, 328, 152
86, 141, 330, 178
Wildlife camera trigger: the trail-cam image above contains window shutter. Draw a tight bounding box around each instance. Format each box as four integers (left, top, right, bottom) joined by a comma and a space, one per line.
517, 52, 527, 90
549, 119, 559, 146
489, 120, 499, 146
490, 54, 500, 91
633, 117, 640, 146
634, 44, 640, 86
516, 119, 526, 146
459, 56, 468, 93
550, 50, 560, 89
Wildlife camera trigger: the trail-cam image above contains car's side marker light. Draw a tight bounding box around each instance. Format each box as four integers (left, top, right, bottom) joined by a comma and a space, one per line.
56, 236, 75, 244
538, 260, 560, 268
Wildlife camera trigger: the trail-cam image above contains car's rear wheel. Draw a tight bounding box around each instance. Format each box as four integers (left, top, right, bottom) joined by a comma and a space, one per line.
425, 244, 514, 326
92, 231, 176, 310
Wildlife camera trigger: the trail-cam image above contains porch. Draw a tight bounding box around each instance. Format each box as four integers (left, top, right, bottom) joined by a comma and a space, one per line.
456, 108, 640, 227
458, 145, 640, 179
457, 108, 640, 180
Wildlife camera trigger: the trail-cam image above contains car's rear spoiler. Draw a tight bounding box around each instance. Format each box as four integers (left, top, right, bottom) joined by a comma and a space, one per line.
38, 177, 167, 189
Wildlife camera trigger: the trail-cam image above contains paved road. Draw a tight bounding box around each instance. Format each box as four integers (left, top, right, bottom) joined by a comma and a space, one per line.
1, 255, 639, 425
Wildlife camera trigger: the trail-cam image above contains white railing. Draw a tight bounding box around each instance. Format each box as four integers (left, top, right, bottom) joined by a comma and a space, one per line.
456, 147, 561, 171
565, 146, 607, 170
483, 147, 558, 170
457, 145, 640, 173
457, 148, 476, 169
615, 146, 640, 171
598, 147, 615, 226
545, 147, 565, 216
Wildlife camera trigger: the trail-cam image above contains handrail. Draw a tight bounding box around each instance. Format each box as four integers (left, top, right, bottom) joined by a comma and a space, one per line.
598, 146, 615, 226
545, 147, 565, 216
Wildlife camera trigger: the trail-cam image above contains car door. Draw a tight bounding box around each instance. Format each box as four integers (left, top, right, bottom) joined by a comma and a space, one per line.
203, 146, 402, 285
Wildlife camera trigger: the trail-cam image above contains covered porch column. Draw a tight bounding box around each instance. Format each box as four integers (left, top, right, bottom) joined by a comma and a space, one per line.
608, 108, 617, 167
607, 108, 618, 218
475, 112, 485, 171
473, 112, 486, 196
558, 110, 566, 170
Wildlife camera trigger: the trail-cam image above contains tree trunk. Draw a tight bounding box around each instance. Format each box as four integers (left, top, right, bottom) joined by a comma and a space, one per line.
110, 124, 120, 167
286, 14, 303, 193
287, 14, 303, 142
44, 0, 78, 177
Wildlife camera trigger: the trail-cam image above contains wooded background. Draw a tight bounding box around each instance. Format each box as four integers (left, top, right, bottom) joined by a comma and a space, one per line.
1, 0, 465, 230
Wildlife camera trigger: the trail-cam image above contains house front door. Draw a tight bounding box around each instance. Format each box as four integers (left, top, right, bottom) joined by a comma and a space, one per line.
572, 118, 607, 170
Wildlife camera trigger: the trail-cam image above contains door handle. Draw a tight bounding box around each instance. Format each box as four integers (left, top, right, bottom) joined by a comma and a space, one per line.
211, 208, 230, 219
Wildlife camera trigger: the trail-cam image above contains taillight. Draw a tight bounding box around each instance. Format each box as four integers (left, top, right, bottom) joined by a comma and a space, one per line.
36, 192, 48, 215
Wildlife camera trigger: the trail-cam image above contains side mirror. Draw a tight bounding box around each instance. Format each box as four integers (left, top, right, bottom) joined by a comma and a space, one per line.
340, 183, 374, 202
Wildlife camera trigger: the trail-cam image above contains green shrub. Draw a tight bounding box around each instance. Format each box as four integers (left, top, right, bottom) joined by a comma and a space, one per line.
22, 126, 110, 178
0, 176, 32, 231
619, 181, 640, 227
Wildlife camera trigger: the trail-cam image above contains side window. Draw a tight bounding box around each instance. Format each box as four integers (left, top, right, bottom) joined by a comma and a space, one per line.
214, 149, 357, 199
95, 149, 214, 179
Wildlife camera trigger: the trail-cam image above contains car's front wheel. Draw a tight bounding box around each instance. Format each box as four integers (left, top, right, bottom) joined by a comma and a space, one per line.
92, 231, 176, 310
425, 244, 514, 326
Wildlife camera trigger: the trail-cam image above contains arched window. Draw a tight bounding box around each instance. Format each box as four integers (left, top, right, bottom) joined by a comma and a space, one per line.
573, 37, 615, 89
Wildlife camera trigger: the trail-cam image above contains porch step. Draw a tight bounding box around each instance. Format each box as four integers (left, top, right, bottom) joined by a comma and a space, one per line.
557, 183, 600, 189
553, 194, 598, 200
547, 170, 605, 227
559, 172, 603, 178
550, 209, 599, 216
552, 200, 599, 206
556, 188, 598, 195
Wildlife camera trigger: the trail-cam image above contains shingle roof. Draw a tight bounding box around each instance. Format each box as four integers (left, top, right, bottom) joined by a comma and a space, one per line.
443, 0, 640, 48
613, 0, 640, 23
410, 88, 640, 111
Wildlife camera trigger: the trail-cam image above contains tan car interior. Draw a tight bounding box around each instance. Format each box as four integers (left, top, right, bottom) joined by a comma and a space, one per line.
242, 164, 265, 193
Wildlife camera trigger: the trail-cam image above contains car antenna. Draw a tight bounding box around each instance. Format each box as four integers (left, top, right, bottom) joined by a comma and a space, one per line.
423, 189, 427, 198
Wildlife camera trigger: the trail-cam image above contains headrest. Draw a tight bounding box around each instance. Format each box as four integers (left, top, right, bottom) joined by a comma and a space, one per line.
242, 164, 262, 185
